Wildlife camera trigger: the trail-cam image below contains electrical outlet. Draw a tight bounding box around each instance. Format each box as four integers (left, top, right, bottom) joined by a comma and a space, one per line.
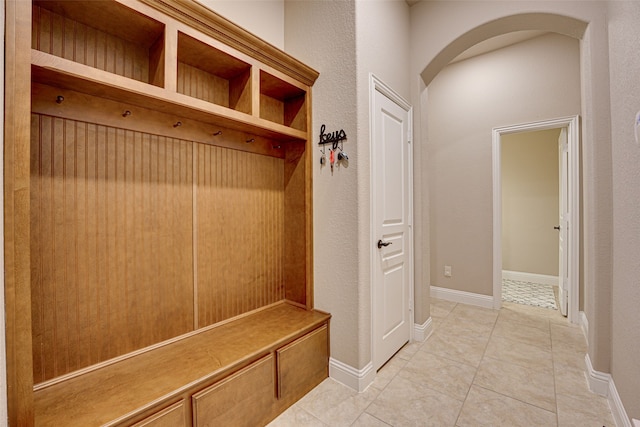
444, 265, 452, 277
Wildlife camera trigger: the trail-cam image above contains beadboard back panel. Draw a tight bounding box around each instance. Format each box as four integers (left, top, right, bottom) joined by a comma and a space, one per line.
30, 114, 194, 383
30, 114, 287, 383
196, 144, 285, 327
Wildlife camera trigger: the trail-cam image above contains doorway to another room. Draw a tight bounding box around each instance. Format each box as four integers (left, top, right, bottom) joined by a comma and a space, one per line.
493, 116, 580, 323
501, 128, 561, 313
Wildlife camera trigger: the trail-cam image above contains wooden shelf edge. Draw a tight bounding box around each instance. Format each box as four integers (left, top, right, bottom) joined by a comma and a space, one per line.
31, 50, 308, 142
136, 0, 320, 87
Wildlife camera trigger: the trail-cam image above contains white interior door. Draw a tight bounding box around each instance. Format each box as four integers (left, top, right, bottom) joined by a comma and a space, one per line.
371, 78, 412, 371
558, 128, 569, 317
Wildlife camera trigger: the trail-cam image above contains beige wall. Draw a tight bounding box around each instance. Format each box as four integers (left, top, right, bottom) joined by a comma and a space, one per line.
608, 1, 640, 419
425, 33, 580, 294
285, 1, 412, 371
284, 0, 360, 368
195, 0, 284, 48
409, 0, 639, 419
502, 129, 560, 276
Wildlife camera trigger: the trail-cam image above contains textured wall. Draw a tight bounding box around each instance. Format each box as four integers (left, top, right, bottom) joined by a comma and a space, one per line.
608, 1, 640, 420
426, 33, 580, 295
285, 1, 411, 372
284, 0, 359, 368
195, 0, 284, 49
354, 0, 412, 365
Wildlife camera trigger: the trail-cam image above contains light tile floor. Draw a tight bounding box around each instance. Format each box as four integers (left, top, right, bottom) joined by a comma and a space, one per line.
268, 299, 616, 427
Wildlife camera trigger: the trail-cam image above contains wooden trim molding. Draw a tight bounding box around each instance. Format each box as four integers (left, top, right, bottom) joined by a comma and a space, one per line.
137, 0, 320, 86
4, 0, 35, 425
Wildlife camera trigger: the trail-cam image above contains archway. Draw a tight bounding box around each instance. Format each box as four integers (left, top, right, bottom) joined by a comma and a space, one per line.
420, 13, 587, 86
412, 5, 613, 381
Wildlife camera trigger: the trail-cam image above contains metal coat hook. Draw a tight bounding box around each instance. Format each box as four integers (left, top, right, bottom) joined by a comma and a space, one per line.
246, 138, 255, 144
56, 95, 64, 104
173, 121, 182, 128
122, 110, 131, 118
213, 131, 222, 136
272, 144, 281, 149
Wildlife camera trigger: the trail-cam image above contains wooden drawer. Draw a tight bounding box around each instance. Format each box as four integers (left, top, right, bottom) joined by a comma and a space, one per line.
131, 401, 187, 427
192, 355, 276, 427
277, 325, 328, 405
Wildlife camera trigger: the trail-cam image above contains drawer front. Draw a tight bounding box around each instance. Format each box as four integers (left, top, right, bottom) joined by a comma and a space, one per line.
277, 325, 328, 404
131, 401, 187, 427
192, 355, 275, 427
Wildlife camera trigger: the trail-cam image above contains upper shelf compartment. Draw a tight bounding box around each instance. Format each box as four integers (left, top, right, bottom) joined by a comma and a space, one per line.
260, 71, 307, 132
177, 32, 252, 115
32, 0, 166, 87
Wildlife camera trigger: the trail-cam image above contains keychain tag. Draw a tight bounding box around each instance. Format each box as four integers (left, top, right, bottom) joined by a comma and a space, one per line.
329, 149, 335, 173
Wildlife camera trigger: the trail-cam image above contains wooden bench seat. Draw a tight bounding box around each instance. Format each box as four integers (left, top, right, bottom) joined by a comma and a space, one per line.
34, 302, 330, 426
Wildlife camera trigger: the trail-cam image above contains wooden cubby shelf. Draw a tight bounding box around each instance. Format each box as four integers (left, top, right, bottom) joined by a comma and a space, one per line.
177, 32, 252, 114
260, 70, 308, 132
32, 0, 166, 87
5, 0, 324, 425
31, 49, 309, 142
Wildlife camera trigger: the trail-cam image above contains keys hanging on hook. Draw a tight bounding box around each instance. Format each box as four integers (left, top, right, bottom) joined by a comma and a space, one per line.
329, 148, 335, 173
337, 146, 348, 161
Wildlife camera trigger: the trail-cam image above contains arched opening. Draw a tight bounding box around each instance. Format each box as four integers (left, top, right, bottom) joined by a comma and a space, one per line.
420, 13, 587, 323
421, 13, 588, 86
412, 3, 617, 410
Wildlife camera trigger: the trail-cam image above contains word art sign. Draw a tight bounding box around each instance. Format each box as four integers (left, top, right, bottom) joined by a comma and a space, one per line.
318, 124, 347, 147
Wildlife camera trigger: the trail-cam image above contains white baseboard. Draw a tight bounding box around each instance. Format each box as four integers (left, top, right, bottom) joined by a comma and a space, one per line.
579, 311, 589, 345
633, 419, 640, 427
413, 317, 433, 342
585, 354, 632, 427
329, 358, 375, 393
585, 353, 611, 396
430, 286, 494, 309
610, 375, 632, 427
502, 270, 559, 286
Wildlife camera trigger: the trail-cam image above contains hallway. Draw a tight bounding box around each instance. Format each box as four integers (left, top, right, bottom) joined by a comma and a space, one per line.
269, 299, 615, 426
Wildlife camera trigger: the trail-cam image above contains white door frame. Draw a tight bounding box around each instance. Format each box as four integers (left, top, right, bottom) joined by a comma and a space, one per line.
369, 74, 414, 369
492, 115, 580, 323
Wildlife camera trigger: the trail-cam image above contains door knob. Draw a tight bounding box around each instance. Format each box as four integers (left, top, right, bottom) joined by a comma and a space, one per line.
554, 226, 561, 231
377, 239, 392, 249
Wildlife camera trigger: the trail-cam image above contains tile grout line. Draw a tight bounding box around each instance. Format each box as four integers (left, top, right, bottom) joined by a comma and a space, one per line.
452, 305, 499, 426
547, 313, 561, 427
